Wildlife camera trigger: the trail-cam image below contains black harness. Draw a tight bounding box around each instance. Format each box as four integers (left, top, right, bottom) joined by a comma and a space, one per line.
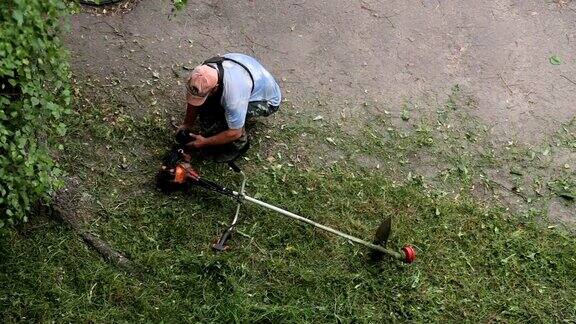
197, 56, 255, 136
202, 56, 255, 102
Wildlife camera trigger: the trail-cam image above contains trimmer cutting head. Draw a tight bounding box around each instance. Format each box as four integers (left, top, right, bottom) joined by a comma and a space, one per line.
402, 245, 417, 263
371, 218, 416, 263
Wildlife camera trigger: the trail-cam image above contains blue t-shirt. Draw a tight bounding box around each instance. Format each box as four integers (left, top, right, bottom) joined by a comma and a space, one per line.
209, 53, 281, 129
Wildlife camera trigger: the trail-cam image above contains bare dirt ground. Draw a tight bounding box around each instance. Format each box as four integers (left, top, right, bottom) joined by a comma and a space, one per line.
65, 0, 575, 138
63, 0, 575, 221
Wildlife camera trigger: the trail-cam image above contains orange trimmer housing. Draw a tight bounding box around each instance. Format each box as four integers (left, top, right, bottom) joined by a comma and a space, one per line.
173, 163, 200, 184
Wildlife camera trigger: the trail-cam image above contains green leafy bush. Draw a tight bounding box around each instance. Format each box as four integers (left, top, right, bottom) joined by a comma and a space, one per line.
0, 0, 71, 226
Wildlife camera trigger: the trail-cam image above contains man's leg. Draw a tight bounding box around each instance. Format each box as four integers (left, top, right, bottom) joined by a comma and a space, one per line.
246, 101, 279, 118
197, 107, 228, 137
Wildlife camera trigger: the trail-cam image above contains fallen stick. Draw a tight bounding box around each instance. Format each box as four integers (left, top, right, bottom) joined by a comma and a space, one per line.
51, 180, 135, 272
51, 203, 134, 271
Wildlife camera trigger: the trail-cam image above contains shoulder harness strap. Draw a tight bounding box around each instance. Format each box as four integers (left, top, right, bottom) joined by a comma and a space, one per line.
203, 56, 255, 94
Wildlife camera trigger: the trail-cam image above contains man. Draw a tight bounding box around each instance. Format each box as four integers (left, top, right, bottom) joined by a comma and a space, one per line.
177, 53, 282, 162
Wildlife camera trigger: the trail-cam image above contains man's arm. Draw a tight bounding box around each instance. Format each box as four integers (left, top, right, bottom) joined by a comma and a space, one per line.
188, 128, 243, 149
180, 103, 198, 130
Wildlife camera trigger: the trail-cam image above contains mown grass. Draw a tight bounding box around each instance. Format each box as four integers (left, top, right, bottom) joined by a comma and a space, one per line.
1, 87, 575, 322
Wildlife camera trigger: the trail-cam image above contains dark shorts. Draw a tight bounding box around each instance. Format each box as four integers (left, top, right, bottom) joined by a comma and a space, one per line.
246, 100, 279, 118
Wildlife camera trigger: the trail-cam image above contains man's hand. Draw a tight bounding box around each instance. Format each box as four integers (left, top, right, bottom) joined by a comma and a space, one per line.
176, 127, 195, 146
176, 125, 188, 134
187, 133, 207, 149
185, 129, 243, 149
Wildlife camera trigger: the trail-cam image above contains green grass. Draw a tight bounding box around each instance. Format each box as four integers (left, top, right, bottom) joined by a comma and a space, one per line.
1, 86, 575, 322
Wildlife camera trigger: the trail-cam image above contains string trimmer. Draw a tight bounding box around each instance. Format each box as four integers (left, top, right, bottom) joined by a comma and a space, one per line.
157, 149, 416, 264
